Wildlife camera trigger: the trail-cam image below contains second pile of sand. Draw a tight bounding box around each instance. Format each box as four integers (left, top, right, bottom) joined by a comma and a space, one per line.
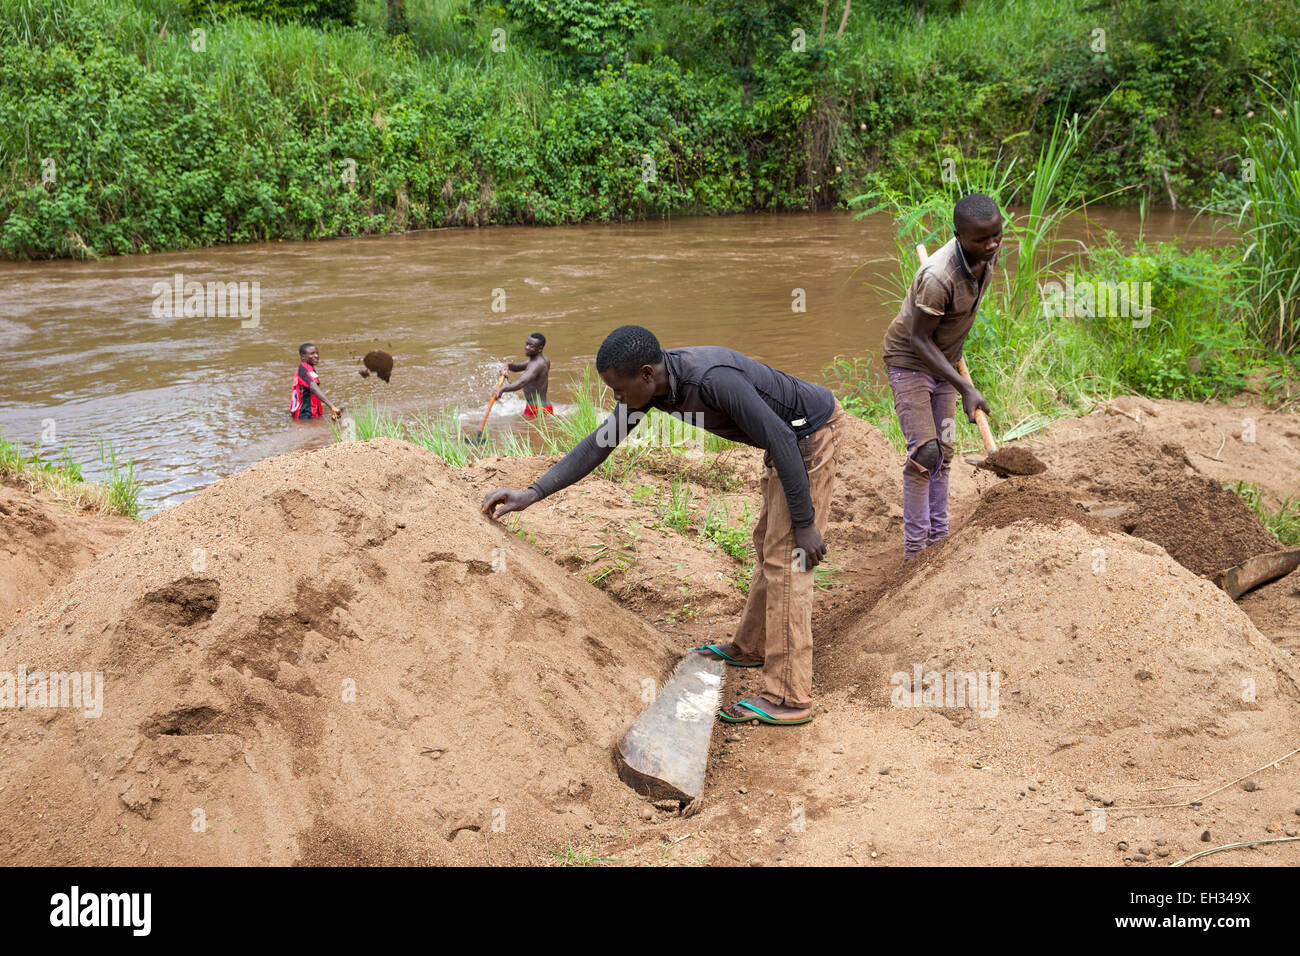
0, 439, 679, 864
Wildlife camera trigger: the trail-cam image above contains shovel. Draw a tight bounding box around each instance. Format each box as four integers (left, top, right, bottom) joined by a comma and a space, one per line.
954, 355, 1048, 477
913, 243, 1045, 479
468, 371, 507, 445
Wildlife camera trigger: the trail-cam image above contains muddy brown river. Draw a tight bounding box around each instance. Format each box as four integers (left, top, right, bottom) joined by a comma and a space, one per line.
0, 209, 1226, 513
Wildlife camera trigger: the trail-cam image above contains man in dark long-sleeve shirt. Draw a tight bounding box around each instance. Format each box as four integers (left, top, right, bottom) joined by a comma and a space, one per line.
481, 325, 848, 726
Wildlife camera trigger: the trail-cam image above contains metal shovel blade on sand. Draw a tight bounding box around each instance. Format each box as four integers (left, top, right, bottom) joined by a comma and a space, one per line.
913, 243, 1046, 479
614, 654, 725, 804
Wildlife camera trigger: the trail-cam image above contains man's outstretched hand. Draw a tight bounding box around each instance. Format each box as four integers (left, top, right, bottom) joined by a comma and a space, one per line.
793, 524, 827, 571
481, 487, 539, 520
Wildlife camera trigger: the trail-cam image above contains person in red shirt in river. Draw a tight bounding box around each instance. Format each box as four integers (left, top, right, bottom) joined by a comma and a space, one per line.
290, 343, 342, 422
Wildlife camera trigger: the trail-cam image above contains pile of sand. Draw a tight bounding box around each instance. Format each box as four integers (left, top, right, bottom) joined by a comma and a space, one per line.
0, 438, 680, 864
0, 483, 133, 631
841, 514, 1300, 767
827, 416, 905, 546
1030, 428, 1280, 575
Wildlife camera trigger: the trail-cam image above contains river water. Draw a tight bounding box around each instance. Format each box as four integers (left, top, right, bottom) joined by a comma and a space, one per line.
0, 209, 1226, 513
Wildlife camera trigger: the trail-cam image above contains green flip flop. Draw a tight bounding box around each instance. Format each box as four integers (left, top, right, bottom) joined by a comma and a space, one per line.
693, 644, 761, 667
717, 698, 814, 726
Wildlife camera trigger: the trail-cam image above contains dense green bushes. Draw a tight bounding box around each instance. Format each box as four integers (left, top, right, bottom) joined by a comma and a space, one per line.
503, 0, 644, 70
181, 0, 358, 25
2, 0, 1297, 261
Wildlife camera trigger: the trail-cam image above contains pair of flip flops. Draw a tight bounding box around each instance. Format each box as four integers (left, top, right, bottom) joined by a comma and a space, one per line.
693, 646, 813, 725
718, 698, 814, 726
694, 644, 761, 667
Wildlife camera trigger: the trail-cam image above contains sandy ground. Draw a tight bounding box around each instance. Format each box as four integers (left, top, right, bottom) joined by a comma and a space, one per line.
0, 481, 134, 631
1, 397, 1297, 866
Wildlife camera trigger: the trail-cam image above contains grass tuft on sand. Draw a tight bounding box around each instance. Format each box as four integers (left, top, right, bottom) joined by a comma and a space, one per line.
0, 429, 141, 518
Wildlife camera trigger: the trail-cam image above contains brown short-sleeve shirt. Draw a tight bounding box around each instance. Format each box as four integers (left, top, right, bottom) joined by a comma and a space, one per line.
881, 237, 997, 372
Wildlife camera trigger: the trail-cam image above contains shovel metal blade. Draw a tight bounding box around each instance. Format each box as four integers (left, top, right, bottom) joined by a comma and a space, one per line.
614, 654, 725, 802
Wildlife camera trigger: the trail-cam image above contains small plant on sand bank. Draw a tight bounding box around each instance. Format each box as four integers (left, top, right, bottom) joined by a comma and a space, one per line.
97, 439, 143, 520
655, 478, 693, 533
1228, 480, 1300, 547
0, 429, 140, 518
551, 841, 618, 866
814, 561, 841, 592
700, 499, 754, 559
334, 400, 533, 466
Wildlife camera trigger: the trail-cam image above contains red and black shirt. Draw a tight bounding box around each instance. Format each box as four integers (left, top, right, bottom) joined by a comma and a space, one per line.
291, 362, 322, 420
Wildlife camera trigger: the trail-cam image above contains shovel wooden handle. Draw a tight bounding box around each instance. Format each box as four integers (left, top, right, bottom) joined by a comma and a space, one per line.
915, 243, 997, 455
478, 371, 508, 434
956, 357, 998, 454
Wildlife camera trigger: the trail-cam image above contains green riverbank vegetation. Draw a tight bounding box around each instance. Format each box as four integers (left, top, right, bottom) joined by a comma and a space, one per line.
0, 428, 143, 518
3, 0, 1297, 259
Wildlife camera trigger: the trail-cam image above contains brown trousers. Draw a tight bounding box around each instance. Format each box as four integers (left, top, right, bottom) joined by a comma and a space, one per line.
731, 402, 846, 709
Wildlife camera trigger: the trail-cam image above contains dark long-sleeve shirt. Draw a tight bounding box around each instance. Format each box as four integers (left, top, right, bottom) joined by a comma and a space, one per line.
527, 346, 835, 526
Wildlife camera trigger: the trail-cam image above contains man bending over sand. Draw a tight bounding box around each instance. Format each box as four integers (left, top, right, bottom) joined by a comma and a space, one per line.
881, 192, 1002, 560
481, 326, 847, 726
497, 333, 552, 418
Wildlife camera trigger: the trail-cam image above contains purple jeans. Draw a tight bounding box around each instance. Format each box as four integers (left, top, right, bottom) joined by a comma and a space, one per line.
887, 365, 957, 559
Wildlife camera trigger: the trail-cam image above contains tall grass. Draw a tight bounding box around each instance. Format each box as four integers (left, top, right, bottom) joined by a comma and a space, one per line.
843, 0, 1084, 74
336, 367, 740, 478
0, 428, 141, 518
409, 409, 535, 466
334, 398, 533, 466
1228, 480, 1300, 547
97, 439, 143, 519
1239, 71, 1300, 353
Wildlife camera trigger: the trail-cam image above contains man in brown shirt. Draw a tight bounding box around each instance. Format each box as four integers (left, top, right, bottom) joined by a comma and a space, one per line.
880, 193, 1003, 559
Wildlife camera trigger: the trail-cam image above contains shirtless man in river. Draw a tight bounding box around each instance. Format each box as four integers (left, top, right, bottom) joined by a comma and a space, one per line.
497, 332, 552, 418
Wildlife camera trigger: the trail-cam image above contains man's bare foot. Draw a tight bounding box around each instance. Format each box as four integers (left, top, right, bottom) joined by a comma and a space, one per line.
694, 642, 762, 666
721, 695, 812, 722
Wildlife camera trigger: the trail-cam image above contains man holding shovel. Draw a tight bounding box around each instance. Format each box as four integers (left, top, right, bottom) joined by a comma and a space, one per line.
496, 333, 552, 418
881, 193, 1002, 560
481, 325, 847, 726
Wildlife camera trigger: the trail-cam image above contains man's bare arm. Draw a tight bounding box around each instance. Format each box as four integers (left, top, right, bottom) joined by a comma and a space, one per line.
497, 362, 540, 395
308, 380, 339, 415
903, 303, 990, 423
